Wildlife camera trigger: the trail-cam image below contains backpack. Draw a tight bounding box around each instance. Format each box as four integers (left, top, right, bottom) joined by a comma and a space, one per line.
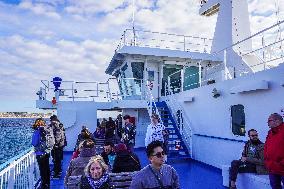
37, 126, 55, 153
52, 122, 66, 148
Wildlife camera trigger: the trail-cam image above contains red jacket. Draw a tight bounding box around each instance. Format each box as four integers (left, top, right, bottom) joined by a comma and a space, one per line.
264, 123, 284, 175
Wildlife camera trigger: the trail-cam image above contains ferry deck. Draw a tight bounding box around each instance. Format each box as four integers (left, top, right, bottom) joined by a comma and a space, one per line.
50, 149, 227, 189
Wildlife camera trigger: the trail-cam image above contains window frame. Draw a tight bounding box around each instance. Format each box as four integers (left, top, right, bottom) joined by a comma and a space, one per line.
230, 104, 246, 136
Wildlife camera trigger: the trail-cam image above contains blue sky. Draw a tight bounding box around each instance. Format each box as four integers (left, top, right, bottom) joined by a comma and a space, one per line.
0, 0, 283, 113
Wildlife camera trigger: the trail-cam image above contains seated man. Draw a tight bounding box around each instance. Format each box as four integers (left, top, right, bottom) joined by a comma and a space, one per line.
229, 129, 268, 189
112, 143, 141, 173
130, 141, 180, 189
101, 141, 116, 167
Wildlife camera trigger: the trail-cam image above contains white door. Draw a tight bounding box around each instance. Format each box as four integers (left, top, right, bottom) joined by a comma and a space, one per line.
146, 62, 159, 100
135, 109, 151, 147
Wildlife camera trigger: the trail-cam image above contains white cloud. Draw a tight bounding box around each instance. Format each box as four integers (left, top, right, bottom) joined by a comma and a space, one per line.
0, 35, 115, 102
0, 0, 283, 111
65, 0, 126, 15
19, 1, 61, 19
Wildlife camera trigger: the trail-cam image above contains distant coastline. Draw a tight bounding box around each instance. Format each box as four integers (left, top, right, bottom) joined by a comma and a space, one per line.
0, 112, 53, 118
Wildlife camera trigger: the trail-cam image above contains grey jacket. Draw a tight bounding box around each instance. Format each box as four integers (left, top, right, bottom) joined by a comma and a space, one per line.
130, 164, 180, 189
64, 147, 96, 186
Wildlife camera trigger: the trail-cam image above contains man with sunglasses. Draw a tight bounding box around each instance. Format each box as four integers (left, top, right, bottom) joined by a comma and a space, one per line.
130, 141, 180, 189
264, 113, 284, 189
229, 129, 267, 189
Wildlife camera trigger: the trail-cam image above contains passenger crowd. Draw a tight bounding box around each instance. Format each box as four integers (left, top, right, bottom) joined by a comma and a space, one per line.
32, 112, 284, 189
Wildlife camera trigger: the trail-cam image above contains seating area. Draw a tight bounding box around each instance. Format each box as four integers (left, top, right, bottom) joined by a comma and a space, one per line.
221, 165, 270, 189
64, 137, 137, 189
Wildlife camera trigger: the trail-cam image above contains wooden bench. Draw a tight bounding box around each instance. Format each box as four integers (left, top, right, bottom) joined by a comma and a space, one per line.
109, 171, 137, 188
66, 175, 81, 189
66, 172, 137, 189
222, 165, 270, 189
94, 138, 116, 146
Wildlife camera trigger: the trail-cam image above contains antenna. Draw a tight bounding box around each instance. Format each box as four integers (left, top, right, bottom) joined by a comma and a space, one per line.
274, 0, 283, 58
132, 0, 136, 46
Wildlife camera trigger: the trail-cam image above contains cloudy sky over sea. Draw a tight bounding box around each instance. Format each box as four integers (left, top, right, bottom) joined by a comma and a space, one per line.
0, 0, 283, 112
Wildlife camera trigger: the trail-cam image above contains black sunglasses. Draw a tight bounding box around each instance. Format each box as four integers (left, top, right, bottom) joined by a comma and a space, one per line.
152, 151, 165, 158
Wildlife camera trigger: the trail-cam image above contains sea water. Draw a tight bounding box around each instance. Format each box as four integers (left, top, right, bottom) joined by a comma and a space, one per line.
0, 118, 36, 165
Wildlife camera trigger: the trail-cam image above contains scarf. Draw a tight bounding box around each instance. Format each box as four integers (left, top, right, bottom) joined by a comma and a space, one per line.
87, 173, 109, 189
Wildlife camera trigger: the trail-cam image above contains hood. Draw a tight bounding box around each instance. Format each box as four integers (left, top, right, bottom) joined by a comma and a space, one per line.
80, 147, 97, 157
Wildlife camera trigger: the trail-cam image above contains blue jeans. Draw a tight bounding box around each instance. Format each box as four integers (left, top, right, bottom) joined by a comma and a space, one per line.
269, 173, 284, 189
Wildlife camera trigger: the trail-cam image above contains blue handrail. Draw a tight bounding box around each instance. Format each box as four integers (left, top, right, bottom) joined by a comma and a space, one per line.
0, 147, 33, 171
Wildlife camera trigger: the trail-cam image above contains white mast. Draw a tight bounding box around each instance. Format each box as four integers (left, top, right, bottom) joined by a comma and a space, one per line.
132, 0, 136, 46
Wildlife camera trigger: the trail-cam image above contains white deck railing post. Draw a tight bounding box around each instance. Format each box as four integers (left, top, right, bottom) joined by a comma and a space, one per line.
7, 161, 15, 189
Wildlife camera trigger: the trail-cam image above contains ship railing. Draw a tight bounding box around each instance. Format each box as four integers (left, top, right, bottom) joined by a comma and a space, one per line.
167, 19, 284, 94
0, 147, 40, 189
165, 83, 193, 158
115, 28, 213, 53
116, 78, 145, 100
38, 78, 120, 102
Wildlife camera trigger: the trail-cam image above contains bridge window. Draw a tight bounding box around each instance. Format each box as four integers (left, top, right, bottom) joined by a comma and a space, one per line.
231, 104, 246, 136
183, 66, 199, 91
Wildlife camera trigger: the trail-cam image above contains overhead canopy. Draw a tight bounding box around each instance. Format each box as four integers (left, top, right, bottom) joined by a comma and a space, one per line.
105, 45, 220, 75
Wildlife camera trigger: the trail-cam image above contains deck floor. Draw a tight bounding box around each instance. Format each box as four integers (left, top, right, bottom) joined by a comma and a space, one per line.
50, 149, 227, 189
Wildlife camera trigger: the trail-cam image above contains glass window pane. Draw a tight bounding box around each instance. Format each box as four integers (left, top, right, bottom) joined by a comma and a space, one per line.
148, 71, 154, 81
231, 104, 246, 136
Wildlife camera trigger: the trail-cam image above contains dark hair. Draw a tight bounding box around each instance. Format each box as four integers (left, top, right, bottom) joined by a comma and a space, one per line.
270, 113, 283, 122
104, 140, 114, 147
82, 139, 95, 149
247, 129, 257, 136
146, 141, 163, 158
50, 115, 58, 121
123, 115, 131, 120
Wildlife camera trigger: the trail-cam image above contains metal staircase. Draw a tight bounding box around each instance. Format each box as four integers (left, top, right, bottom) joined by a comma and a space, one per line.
154, 101, 190, 160
144, 80, 190, 160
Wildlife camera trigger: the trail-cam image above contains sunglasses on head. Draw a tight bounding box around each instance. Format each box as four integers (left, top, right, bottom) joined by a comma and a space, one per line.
152, 151, 165, 158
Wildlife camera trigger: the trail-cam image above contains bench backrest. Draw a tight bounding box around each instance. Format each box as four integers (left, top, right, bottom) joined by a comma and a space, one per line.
66, 175, 81, 189
66, 172, 137, 189
95, 138, 116, 146
109, 172, 137, 189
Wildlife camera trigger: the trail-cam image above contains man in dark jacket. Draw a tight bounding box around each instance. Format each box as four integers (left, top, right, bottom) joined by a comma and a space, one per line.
101, 141, 115, 166
121, 115, 136, 152
105, 117, 115, 140
229, 129, 267, 189
112, 143, 141, 173
264, 113, 284, 189
50, 115, 66, 178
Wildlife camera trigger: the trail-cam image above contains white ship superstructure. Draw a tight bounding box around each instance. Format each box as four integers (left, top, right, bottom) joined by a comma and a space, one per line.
0, 0, 283, 188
